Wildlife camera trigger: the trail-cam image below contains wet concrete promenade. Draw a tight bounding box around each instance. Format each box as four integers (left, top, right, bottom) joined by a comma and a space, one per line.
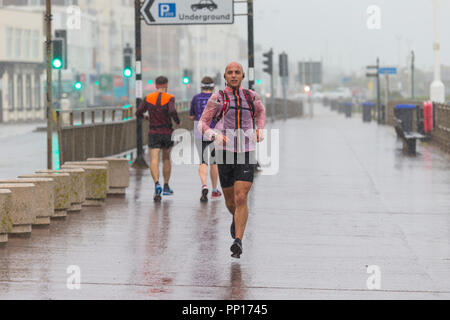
1, 104, 450, 299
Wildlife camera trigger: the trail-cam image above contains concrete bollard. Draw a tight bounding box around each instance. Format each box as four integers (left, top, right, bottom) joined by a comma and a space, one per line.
0, 184, 36, 235
60, 168, 85, 211
18, 173, 70, 219
64, 161, 110, 193
61, 165, 107, 207
36, 169, 85, 213
87, 158, 130, 195
0, 189, 13, 244
0, 178, 55, 226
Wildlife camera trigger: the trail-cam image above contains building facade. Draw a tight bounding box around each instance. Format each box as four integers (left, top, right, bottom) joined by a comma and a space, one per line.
0, 7, 45, 123
0, 0, 253, 120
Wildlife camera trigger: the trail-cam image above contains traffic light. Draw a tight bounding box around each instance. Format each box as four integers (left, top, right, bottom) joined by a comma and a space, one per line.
52, 39, 63, 70
182, 69, 192, 85
263, 49, 273, 75
55, 30, 67, 70
74, 74, 82, 90
123, 44, 133, 79
279, 52, 289, 77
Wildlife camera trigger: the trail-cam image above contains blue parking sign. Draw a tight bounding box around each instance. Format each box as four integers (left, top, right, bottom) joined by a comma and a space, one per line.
159, 3, 176, 18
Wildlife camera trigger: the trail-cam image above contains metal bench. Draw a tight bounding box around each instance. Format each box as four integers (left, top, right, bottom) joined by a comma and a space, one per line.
394, 118, 427, 155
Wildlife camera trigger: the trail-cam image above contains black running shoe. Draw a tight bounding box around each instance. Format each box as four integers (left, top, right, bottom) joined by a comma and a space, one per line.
230, 238, 242, 259
200, 188, 208, 202
230, 216, 235, 239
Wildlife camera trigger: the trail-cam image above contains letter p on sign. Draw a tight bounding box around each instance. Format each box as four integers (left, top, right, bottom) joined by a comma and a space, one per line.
159, 3, 176, 18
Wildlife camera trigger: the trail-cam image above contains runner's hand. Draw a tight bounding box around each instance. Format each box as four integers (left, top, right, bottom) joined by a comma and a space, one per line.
215, 134, 228, 146
256, 129, 264, 143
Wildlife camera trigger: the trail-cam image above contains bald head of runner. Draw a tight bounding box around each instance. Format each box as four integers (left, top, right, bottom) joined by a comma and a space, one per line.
224, 62, 245, 89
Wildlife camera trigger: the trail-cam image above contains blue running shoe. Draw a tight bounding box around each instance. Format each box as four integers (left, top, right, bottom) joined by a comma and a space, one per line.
163, 184, 174, 196
154, 183, 162, 202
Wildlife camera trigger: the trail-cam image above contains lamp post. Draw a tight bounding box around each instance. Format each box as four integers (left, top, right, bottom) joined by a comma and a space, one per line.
45, 0, 53, 169
132, 0, 149, 169
411, 50, 415, 99
430, 0, 445, 103
247, 0, 255, 90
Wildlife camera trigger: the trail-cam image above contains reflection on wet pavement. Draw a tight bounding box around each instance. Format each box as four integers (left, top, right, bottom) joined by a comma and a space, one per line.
1, 104, 450, 299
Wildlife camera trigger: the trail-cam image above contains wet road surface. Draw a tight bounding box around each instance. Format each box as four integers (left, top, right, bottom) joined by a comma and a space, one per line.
0, 122, 48, 179
1, 104, 450, 299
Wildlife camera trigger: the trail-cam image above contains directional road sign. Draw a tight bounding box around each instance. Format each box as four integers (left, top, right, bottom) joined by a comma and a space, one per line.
379, 67, 397, 75
99, 75, 113, 92
141, 0, 234, 25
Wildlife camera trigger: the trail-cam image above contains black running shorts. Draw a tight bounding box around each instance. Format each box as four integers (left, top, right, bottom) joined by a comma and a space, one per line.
148, 134, 174, 149
216, 151, 256, 189
195, 140, 216, 165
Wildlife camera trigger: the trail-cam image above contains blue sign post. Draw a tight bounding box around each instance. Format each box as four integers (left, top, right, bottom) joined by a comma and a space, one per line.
379, 67, 397, 75
379, 67, 397, 124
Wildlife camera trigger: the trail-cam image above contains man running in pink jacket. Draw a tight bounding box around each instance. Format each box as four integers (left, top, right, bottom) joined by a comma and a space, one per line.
198, 62, 266, 258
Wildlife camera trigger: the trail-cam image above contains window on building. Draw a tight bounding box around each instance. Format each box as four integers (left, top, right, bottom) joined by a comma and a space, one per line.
17, 75, 23, 111
35, 77, 41, 110
24, 30, 31, 59
26, 75, 32, 110
6, 28, 12, 58
32, 30, 39, 58
15, 29, 22, 58
8, 76, 14, 111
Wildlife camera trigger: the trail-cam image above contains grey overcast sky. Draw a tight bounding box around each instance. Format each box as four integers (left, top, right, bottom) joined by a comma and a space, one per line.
235, 0, 450, 73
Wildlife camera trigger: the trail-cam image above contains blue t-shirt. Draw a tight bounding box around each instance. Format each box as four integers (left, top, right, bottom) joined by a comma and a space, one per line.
190, 92, 216, 139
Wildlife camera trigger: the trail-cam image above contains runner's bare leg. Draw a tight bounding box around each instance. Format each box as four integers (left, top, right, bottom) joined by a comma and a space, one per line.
210, 164, 219, 190
162, 147, 172, 185
150, 149, 161, 183
233, 181, 252, 240
222, 186, 235, 215
199, 164, 208, 186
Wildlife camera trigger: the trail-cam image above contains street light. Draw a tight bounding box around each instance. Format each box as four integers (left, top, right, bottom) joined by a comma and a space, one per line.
430, 0, 445, 102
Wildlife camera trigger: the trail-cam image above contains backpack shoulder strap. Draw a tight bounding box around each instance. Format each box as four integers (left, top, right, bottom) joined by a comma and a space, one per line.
242, 89, 256, 119
214, 90, 231, 122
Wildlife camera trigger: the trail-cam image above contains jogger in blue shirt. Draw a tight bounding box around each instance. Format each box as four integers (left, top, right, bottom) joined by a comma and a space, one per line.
189, 76, 222, 202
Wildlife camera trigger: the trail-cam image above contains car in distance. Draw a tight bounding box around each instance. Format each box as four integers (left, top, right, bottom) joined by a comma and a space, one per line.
191, 0, 218, 11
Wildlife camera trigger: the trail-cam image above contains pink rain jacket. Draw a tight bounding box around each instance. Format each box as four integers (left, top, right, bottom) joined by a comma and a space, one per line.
198, 86, 266, 153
